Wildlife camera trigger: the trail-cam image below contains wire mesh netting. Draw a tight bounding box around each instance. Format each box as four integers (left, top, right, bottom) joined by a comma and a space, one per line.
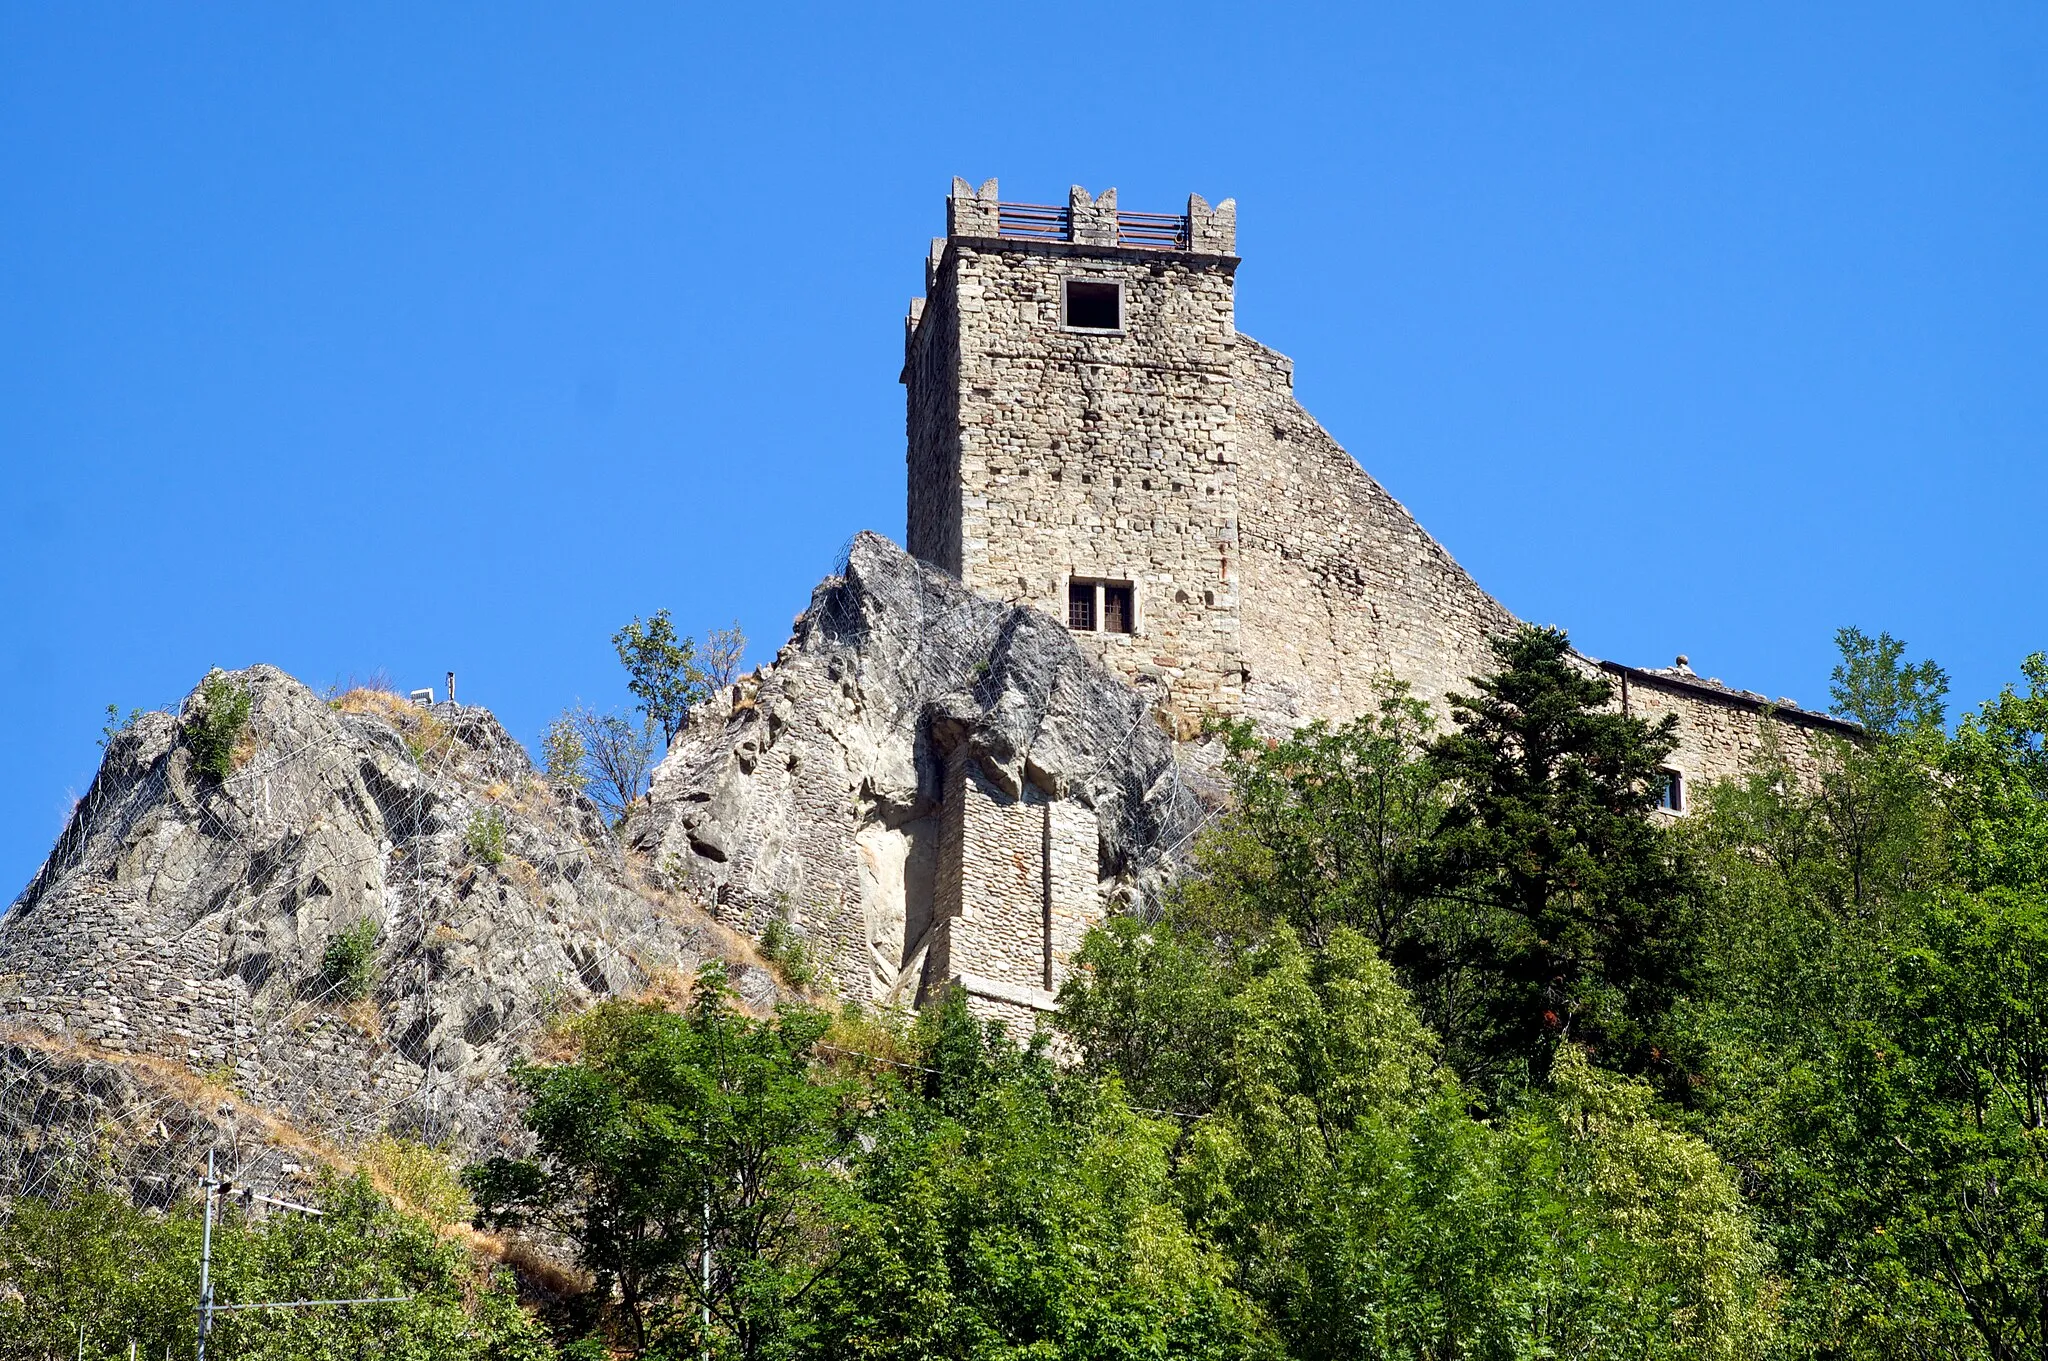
0, 668, 771, 1234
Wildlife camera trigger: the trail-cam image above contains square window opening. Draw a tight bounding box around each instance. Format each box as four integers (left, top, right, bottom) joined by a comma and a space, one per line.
1067, 578, 1135, 635
1067, 582, 1097, 631
1064, 279, 1121, 331
1102, 584, 1134, 634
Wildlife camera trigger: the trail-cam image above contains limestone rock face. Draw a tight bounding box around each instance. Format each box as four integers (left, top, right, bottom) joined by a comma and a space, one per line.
632, 532, 1210, 1014
0, 666, 775, 1205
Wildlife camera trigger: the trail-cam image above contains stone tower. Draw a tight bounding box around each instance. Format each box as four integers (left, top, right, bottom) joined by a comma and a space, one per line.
904, 178, 1247, 728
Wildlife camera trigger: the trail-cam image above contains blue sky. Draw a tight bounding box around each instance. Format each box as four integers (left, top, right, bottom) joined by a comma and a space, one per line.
4, 4, 2044, 893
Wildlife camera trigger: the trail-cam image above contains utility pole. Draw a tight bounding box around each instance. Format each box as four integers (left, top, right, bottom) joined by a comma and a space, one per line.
195, 1150, 216, 1361
701, 1175, 712, 1361
446, 671, 457, 707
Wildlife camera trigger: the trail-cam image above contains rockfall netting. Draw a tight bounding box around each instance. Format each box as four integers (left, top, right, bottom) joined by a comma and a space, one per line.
0, 665, 777, 1228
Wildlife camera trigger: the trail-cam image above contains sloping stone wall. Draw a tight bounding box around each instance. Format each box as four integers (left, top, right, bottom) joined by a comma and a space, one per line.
1232, 336, 1517, 726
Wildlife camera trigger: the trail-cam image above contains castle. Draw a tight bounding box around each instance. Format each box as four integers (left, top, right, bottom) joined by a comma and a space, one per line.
0, 182, 1875, 1189
647, 177, 1863, 1027
904, 178, 1855, 771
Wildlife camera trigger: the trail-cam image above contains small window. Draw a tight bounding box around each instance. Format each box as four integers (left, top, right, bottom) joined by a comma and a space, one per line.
1067, 582, 1096, 631
1066, 578, 1135, 635
1102, 584, 1134, 634
1063, 279, 1121, 331
1656, 769, 1684, 813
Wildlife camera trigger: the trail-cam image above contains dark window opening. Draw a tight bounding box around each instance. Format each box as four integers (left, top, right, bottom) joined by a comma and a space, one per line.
1102, 584, 1134, 634
1657, 769, 1684, 812
1067, 579, 1135, 635
1064, 279, 1121, 331
1067, 582, 1096, 631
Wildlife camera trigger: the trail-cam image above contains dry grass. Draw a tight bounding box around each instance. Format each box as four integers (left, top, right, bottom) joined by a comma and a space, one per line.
632, 967, 698, 1012
1, 1025, 590, 1292
526, 1012, 584, 1065
330, 688, 452, 765
340, 998, 382, 1036
330, 687, 416, 722
820, 1006, 923, 1080
230, 722, 261, 773
2, 1026, 342, 1170
500, 851, 544, 897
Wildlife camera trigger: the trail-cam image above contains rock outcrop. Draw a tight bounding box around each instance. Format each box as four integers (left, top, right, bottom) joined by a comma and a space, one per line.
0, 533, 1217, 1204
0, 667, 777, 1206
631, 532, 1213, 1019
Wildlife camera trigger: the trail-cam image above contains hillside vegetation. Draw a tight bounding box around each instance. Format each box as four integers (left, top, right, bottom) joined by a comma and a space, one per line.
6, 626, 2043, 1359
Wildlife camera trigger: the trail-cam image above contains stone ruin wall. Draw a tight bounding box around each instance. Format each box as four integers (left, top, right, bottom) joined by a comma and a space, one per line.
923, 749, 1101, 1028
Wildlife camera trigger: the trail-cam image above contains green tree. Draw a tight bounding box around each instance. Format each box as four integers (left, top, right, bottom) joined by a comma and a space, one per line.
1829, 625, 1950, 739
1684, 634, 2048, 1358
614, 610, 704, 745
541, 712, 589, 792
467, 964, 861, 1359
1426, 624, 1701, 1093
1199, 682, 1446, 952
701, 621, 748, 697
0, 1175, 551, 1360
799, 990, 1270, 1360
1942, 651, 2048, 893
1062, 917, 1778, 1359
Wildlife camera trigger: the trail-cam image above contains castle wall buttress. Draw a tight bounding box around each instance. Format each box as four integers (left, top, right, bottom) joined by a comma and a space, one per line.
920, 743, 1104, 1030
1232, 337, 1517, 726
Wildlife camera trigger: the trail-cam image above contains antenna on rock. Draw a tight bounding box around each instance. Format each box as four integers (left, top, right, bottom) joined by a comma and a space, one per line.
446, 671, 457, 707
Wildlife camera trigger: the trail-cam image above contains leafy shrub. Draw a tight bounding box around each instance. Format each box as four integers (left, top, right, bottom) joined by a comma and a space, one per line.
321, 918, 379, 1002
759, 914, 826, 992
186, 672, 252, 779
540, 713, 588, 790
99, 704, 145, 749
466, 806, 509, 866
0, 1176, 551, 1360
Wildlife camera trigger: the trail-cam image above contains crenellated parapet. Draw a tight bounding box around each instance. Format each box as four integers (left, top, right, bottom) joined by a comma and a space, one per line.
1187, 192, 1237, 254
939, 176, 1237, 255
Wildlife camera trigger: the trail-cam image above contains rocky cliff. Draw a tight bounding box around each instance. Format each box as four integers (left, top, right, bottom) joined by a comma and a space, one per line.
0, 533, 1216, 1207
631, 532, 1213, 1013
0, 668, 777, 1208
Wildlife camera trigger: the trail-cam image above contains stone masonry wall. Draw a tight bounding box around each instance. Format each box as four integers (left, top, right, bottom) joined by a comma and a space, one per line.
1611, 666, 1855, 810
1232, 336, 1517, 726
904, 252, 962, 576
905, 186, 1245, 732
921, 749, 1104, 1030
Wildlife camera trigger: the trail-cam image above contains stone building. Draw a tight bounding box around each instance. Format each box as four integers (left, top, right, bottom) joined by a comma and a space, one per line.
643, 178, 1862, 1028
903, 176, 1857, 802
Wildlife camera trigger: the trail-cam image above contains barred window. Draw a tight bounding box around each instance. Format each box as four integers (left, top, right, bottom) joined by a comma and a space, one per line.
1067, 582, 1096, 631
1067, 579, 1135, 635
1102, 583, 1133, 634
